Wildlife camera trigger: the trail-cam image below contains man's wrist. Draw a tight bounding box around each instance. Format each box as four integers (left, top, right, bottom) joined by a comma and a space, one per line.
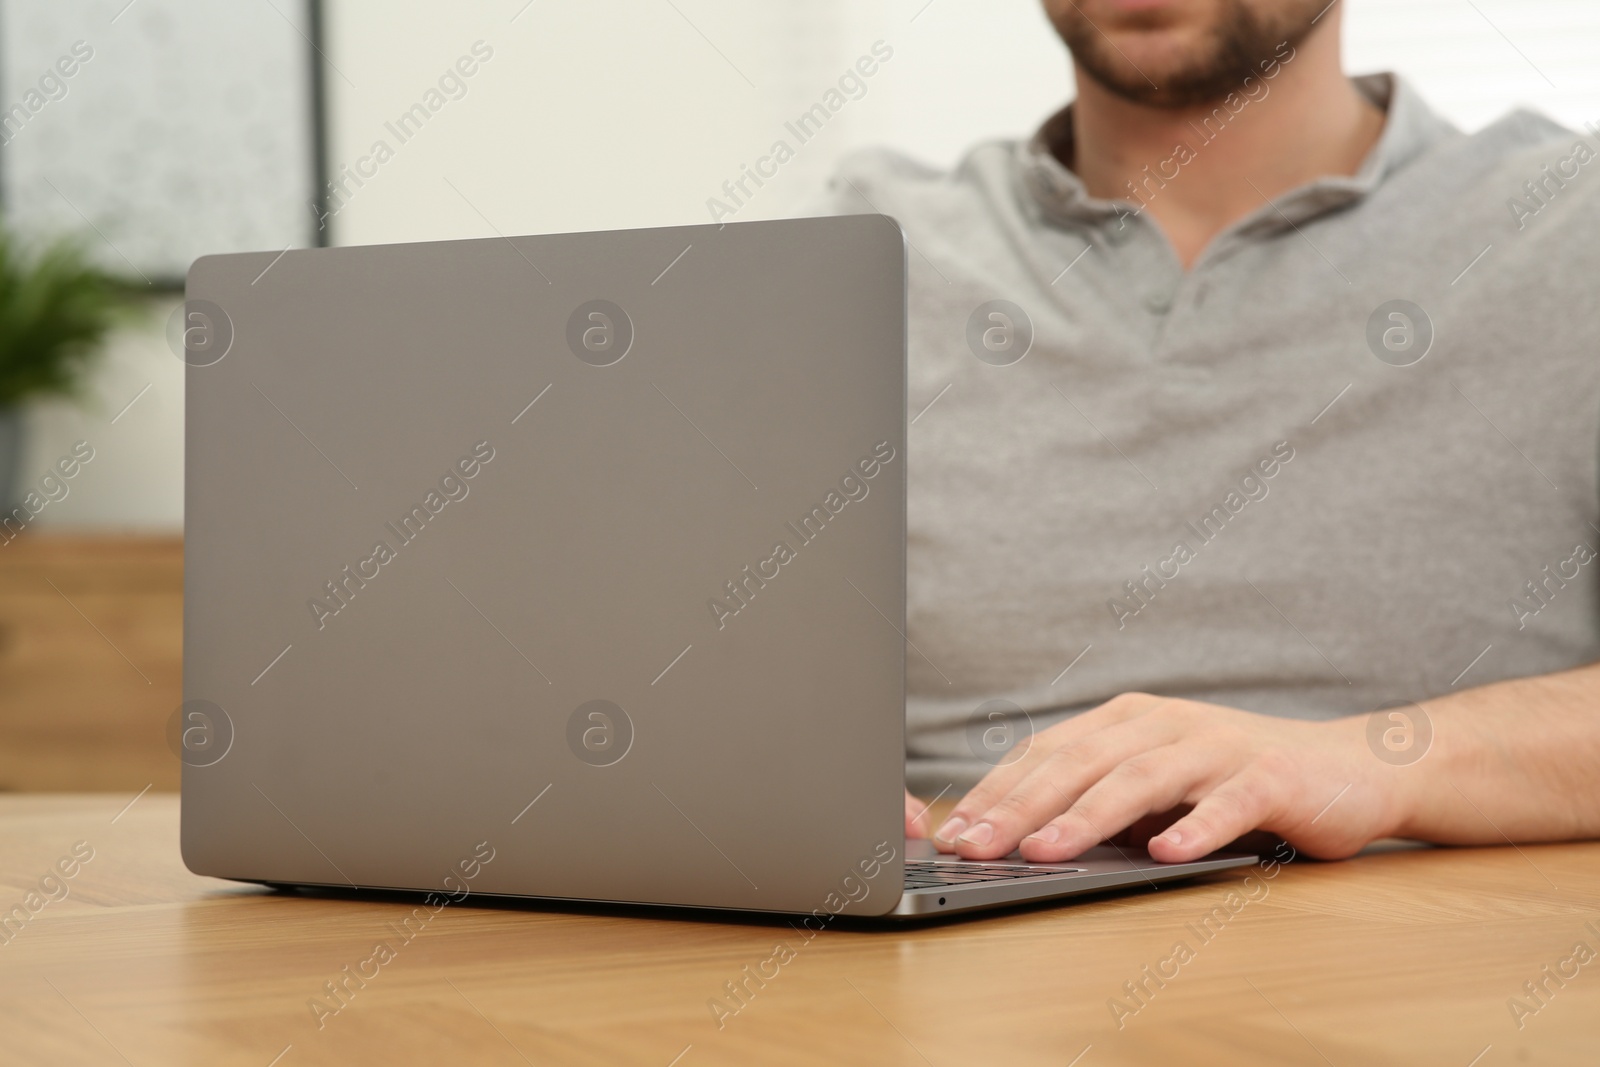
1325, 711, 1425, 843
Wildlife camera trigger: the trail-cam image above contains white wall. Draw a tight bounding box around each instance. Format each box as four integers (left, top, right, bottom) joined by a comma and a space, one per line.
29, 0, 1600, 529
19, 296, 184, 530
319, 0, 1072, 243
17, 295, 185, 531
1344, 0, 1600, 131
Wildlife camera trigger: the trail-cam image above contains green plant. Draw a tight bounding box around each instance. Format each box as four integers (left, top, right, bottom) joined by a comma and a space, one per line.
0, 232, 137, 408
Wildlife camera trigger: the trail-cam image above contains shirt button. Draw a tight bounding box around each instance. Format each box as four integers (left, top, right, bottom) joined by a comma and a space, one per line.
1143, 291, 1174, 314
1106, 224, 1133, 246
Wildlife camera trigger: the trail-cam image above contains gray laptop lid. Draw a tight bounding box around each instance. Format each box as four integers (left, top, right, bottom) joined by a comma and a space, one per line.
182, 215, 908, 916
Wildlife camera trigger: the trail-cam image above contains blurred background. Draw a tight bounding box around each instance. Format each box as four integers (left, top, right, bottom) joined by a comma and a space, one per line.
2, 0, 1597, 792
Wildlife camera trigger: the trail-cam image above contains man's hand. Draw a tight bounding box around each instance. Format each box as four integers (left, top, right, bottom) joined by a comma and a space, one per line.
931, 693, 1403, 863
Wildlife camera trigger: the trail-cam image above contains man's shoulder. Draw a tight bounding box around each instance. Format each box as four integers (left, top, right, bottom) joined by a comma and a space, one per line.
1365, 98, 1600, 250
1460, 108, 1600, 236
1468, 106, 1591, 164
1413, 105, 1598, 196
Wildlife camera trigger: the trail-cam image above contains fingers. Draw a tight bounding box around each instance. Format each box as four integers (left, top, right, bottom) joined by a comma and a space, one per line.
937, 709, 1185, 859
931, 694, 1168, 850
904, 790, 931, 838
1146, 766, 1286, 863
1015, 746, 1198, 861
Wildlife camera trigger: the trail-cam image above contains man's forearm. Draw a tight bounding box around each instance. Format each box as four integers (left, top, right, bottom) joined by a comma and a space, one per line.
1390, 661, 1600, 845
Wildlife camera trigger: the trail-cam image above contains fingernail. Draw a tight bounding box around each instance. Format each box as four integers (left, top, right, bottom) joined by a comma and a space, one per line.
957, 821, 994, 846
933, 817, 967, 843
1025, 824, 1060, 845
1159, 828, 1182, 845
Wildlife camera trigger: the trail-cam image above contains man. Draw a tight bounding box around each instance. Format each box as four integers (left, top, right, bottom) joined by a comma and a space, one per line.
811, 1, 1600, 863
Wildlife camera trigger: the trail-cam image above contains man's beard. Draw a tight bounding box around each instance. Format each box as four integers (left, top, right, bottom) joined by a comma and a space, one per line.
1057, 1, 1324, 109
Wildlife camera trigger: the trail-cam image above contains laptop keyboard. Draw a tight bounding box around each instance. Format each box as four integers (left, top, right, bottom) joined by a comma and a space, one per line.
904, 859, 1087, 890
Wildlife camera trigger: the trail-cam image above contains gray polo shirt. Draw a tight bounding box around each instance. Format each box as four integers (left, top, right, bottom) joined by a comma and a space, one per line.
811, 74, 1600, 794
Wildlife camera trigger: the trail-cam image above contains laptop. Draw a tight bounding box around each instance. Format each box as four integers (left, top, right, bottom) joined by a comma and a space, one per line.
180, 214, 1255, 920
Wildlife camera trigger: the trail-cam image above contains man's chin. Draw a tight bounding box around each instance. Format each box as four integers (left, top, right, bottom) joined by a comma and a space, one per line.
1064, 22, 1236, 108
1099, 0, 1184, 13
1053, 0, 1326, 109
1078, 39, 1268, 109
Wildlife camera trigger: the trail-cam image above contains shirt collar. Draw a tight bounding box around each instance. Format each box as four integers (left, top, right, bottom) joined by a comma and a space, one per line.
1016, 74, 1459, 232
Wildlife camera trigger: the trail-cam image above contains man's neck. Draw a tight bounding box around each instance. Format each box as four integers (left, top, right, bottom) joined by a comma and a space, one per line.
1063, 15, 1385, 269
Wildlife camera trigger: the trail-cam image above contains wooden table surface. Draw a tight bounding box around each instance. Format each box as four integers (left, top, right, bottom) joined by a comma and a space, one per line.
3, 795, 1597, 1066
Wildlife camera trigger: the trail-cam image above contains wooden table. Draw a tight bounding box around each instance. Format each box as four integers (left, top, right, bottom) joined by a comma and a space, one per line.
3, 795, 1597, 1065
